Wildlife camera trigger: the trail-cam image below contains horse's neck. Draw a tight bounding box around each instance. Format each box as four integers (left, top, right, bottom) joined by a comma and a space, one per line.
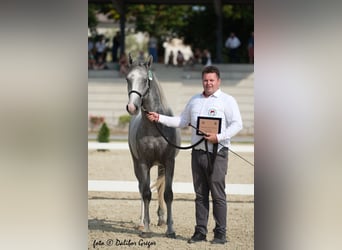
144, 77, 169, 113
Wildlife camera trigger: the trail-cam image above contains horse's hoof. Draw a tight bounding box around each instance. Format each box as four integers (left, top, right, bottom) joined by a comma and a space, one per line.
136, 225, 144, 231
139, 231, 152, 238
166, 232, 176, 239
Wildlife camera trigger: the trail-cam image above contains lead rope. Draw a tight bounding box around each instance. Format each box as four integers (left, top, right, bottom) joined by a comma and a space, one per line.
142, 107, 254, 167
154, 119, 219, 173
142, 105, 205, 150
204, 140, 219, 176
153, 122, 205, 150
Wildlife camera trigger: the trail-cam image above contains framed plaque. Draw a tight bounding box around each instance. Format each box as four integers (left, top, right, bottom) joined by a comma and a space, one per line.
196, 116, 222, 136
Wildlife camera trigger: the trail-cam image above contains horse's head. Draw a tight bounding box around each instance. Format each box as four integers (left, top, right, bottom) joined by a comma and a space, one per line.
126, 53, 153, 115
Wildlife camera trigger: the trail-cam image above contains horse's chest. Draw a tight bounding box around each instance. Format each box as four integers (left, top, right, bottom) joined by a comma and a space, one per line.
138, 136, 167, 152
139, 136, 167, 149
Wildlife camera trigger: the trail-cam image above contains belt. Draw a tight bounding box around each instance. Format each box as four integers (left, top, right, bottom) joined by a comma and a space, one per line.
193, 146, 228, 156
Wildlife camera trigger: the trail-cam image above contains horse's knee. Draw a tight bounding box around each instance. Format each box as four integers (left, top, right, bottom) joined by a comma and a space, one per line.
142, 188, 152, 201
164, 189, 173, 203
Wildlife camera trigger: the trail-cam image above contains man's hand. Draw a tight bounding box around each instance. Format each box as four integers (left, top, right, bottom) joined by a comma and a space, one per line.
204, 133, 218, 144
146, 112, 159, 122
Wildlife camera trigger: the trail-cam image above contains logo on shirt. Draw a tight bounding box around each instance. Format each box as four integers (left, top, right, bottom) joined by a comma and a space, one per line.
208, 108, 217, 116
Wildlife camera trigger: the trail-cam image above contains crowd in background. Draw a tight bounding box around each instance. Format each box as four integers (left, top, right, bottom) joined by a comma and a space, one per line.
88, 30, 254, 72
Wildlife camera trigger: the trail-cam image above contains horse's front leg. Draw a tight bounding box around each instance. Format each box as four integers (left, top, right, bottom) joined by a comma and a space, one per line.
137, 164, 152, 238
164, 159, 176, 238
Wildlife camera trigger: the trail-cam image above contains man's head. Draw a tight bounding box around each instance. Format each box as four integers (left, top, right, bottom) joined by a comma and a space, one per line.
201, 66, 221, 96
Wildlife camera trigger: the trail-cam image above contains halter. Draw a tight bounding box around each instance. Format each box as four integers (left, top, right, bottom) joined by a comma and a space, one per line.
127, 70, 152, 99
128, 80, 150, 98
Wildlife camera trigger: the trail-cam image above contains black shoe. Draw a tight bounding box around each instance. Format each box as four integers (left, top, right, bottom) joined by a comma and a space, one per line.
187, 232, 207, 243
210, 237, 227, 244
211, 233, 227, 244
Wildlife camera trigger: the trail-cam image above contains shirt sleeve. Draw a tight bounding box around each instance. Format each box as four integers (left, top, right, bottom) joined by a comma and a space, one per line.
216, 96, 243, 142
158, 115, 182, 127
225, 38, 230, 48
158, 98, 193, 128
236, 38, 241, 48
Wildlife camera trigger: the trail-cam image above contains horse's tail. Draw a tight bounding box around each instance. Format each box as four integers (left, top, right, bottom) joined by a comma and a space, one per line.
151, 167, 166, 225
150, 173, 165, 197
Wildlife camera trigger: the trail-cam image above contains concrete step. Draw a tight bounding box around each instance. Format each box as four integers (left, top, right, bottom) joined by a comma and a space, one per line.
88, 64, 254, 136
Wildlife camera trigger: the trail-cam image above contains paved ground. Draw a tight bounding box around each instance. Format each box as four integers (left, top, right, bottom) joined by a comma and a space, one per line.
88, 145, 254, 249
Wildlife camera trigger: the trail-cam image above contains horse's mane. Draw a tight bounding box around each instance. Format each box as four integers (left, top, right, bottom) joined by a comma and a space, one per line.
149, 70, 172, 114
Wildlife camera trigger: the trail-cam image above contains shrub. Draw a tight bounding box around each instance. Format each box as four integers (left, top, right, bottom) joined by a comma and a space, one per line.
118, 114, 131, 127
97, 122, 110, 143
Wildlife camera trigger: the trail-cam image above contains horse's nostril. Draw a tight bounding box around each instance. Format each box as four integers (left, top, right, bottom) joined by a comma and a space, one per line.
127, 103, 138, 114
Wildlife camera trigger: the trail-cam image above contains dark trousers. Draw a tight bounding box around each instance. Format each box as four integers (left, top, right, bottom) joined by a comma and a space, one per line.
229, 48, 239, 63
191, 148, 228, 236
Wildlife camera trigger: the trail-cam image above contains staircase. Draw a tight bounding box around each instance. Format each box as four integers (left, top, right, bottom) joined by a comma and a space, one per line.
88, 63, 254, 138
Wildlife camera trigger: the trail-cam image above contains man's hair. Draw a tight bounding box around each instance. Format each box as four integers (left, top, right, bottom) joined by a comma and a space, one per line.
202, 65, 220, 79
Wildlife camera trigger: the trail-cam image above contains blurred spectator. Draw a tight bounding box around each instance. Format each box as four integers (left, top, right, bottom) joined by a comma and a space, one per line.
187, 56, 196, 67
88, 37, 96, 69
138, 51, 145, 62
247, 31, 254, 64
194, 48, 202, 64
119, 53, 129, 77
225, 32, 241, 63
167, 51, 174, 67
112, 31, 121, 62
148, 35, 158, 62
95, 36, 107, 64
176, 50, 185, 67
201, 49, 212, 66
94, 56, 108, 70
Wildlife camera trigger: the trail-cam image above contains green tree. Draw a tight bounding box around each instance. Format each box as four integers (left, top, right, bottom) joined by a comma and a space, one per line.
128, 5, 191, 38
88, 4, 98, 35
88, 3, 253, 63
180, 4, 254, 63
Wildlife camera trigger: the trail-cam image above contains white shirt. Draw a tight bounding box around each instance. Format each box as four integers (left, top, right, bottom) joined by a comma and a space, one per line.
95, 40, 106, 53
158, 89, 243, 152
205, 53, 212, 66
225, 36, 241, 49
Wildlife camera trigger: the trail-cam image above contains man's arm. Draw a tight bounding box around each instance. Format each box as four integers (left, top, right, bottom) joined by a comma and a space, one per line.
146, 112, 184, 128
216, 97, 243, 142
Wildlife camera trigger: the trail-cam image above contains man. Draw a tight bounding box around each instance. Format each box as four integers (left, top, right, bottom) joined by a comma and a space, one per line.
148, 35, 158, 62
146, 66, 243, 244
95, 36, 107, 64
225, 32, 241, 63
112, 31, 121, 62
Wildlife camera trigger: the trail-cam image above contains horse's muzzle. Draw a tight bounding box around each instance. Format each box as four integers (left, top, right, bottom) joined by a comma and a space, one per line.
126, 103, 139, 115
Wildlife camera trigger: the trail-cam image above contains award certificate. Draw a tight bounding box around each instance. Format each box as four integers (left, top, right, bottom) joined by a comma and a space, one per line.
196, 116, 222, 135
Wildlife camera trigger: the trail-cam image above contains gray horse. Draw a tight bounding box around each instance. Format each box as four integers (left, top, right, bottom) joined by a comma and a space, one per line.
125, 54, 180, 238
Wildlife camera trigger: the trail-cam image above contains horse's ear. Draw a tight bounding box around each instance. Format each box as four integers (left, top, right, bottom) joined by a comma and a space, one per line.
146, 55, 153, 68
128, 52, 133, 66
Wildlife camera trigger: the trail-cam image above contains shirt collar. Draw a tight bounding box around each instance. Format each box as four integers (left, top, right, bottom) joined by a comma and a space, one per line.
202, 89, 222, 98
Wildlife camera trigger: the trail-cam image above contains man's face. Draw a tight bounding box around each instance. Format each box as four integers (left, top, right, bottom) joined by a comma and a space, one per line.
202, 73, 220, 96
